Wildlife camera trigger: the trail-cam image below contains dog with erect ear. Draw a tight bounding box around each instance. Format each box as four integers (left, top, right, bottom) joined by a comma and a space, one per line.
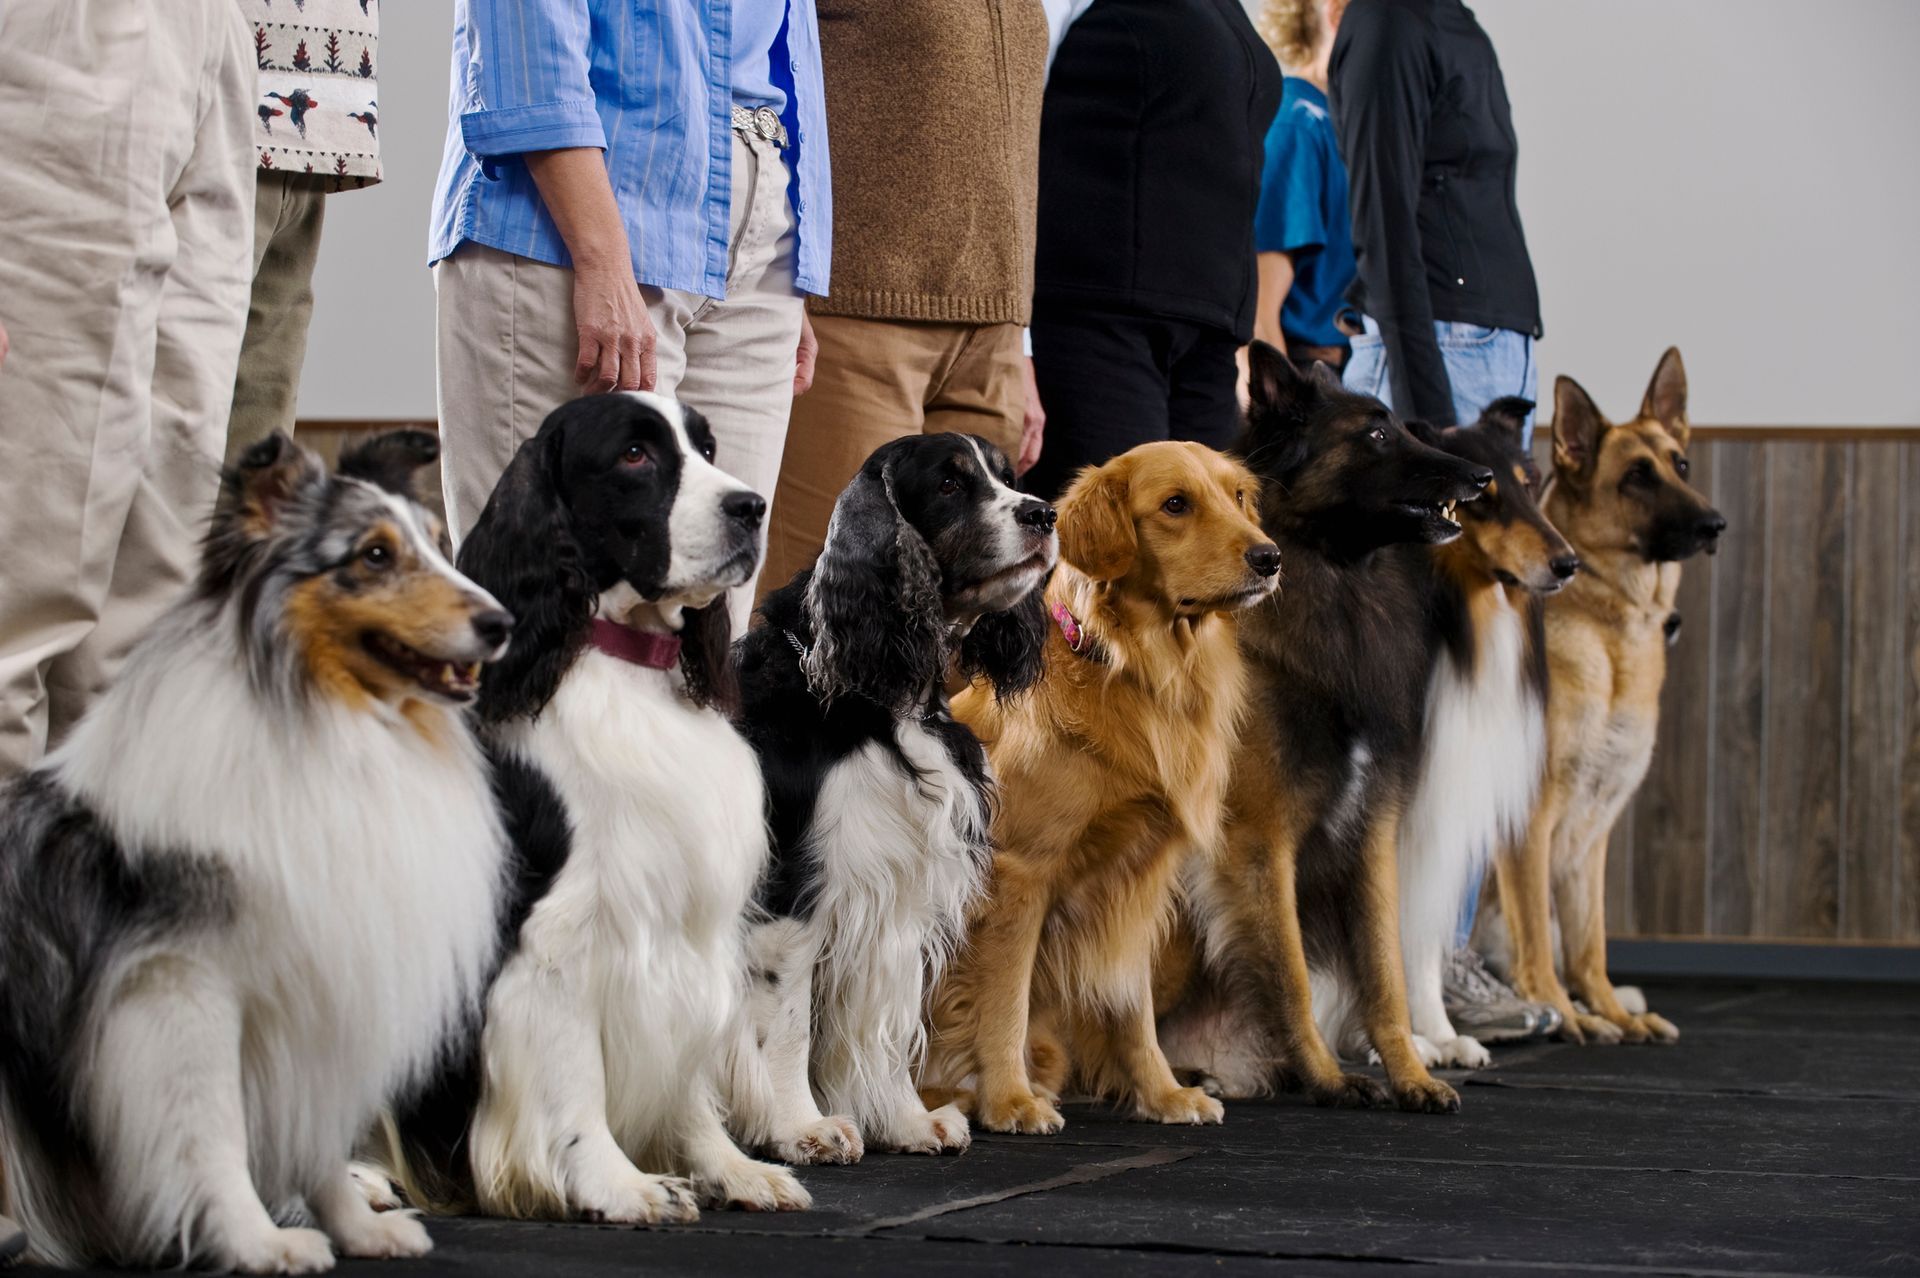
1474, 349, 1724, 1044
1154, 343, 1491, 1115
731, 433, 1056, 1159
0, 431, 513, 1271
921, 439, 1279, 1135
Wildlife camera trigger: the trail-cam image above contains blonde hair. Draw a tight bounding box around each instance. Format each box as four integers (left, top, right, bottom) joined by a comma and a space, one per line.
1259, 0, 1323, 70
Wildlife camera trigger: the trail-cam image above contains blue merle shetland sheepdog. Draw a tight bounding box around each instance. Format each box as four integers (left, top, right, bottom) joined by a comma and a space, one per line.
0, 432, 513, 1272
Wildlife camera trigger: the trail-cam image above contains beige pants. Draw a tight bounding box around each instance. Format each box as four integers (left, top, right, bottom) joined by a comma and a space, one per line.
760, 316, 1025, 597
0, 0, 255, 776
227, 172, 330, 461
436, 131, 802, 632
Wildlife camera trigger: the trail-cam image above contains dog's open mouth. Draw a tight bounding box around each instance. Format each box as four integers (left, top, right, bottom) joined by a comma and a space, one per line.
364, 633, 483, 702
1396, 497, 1470, 540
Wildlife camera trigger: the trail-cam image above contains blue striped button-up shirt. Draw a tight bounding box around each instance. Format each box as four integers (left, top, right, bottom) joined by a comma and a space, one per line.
428, 0, 830, 298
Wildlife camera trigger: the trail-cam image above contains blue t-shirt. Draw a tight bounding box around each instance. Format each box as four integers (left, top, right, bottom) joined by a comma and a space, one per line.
1252, 78, 1355, 351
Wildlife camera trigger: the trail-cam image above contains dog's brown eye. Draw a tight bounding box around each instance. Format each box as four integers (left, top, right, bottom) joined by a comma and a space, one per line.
361, 544, 393, 571
940, 477, 961, 495
622, 442, 650, 467
1163, 495, 1189, 515
1368, 427, 1387, 443
1673, 454, 1690, 477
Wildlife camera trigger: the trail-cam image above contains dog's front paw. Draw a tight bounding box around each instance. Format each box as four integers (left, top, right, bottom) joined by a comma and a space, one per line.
578, 1171, 700, 1225
1310, 1072, 1390, 1109
699, 1159, 811, 1212
1430, 1035, 1491, 1070
1394, 1077, 1461, 1115
880, 1103, 973, 1154
975, 1090, 1064, 1136
1136, 1085, 1224, 1126
220, 1225, 336, 1274
772, 1115, 864, 1166
1635, 1011, 1679, 1042
329, 1208, 432, 1259
347, 1162, 404, 1212
1568, 1011, 1624, 1045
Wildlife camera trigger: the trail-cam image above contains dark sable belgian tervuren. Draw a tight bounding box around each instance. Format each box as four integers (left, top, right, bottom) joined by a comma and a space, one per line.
1157, 342, 1491, 1114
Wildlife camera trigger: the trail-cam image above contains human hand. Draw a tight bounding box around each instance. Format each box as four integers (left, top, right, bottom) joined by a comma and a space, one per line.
1017, 355, 1045, 476
571, 263, 657, 393
793, 309, 818, 396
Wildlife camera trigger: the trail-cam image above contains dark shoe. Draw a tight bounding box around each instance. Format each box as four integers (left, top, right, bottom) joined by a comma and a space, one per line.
1444, 948, 1562, 1044
0, 1212, 25, 1267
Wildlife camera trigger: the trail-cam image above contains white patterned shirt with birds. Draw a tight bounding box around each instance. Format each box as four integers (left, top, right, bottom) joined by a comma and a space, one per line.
243, 0, 380, 188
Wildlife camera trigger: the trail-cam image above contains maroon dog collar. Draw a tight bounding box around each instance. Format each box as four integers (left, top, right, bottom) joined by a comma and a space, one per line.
589, 618, 682, 670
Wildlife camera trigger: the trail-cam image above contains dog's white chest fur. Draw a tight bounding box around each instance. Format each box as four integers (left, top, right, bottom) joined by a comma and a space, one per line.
804, 715, 988, 1121
495, 652, 766, 1135
55, 639, 505, 1197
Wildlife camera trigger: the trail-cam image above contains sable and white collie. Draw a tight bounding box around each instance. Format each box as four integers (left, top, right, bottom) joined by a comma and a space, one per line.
731, 434, 1056, 1160
376, 392, 807, 1223
0, 433, 513, 1271
1315, 401, 1574, 1070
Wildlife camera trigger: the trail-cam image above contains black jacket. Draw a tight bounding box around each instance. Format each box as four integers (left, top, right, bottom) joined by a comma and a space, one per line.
1330, 0, 1542, 424
1034, 0, 1282, 340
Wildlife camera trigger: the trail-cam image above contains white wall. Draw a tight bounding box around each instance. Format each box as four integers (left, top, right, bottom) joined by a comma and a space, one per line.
300, 0, 1920, 426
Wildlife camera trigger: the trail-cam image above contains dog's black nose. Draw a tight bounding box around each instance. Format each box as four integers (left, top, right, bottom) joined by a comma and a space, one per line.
1017, 501, 1058, 531
1245, 544, 1282, 577
1468, 467, 1494, 490
1550, 554, 1581, 580
723, 491, 767, 529
1697, 511, 1727, 540
472, 609, 514, 648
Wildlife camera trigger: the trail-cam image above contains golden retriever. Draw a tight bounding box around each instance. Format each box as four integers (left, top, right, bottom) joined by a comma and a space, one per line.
923, 441, 1280, 1134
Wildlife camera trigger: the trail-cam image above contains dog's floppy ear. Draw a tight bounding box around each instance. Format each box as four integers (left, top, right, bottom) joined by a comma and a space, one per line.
1552, 376, 1607, 484
958, 586, 1048, 701
1639, 346, 1689, 448
457, 422, 595, 724
802, 458, 945, 713
1056, 462, 1136, 582
338, 429, 440, 501
1478, 397, 1534, 454
676, 597, 740, 716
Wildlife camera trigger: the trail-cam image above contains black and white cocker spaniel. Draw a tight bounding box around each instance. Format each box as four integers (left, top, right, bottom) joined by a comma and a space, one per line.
729, 433, 1057, 1159
378, 392, 809, 1221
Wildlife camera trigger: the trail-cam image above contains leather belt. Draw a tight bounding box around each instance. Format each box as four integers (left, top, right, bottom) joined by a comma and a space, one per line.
731, 104, 789, 148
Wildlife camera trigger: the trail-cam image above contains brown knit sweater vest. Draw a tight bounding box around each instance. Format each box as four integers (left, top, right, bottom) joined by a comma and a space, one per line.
811, 0, 1047, 325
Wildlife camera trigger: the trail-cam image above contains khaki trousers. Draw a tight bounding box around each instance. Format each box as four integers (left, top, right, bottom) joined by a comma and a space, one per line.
226, 173, 330, 461
0, 0, 255, 776
760, 316, 1025, 597
436, 132, 802, 633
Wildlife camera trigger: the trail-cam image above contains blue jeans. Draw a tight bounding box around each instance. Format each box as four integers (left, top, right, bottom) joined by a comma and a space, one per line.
1343, 317, 1537, 451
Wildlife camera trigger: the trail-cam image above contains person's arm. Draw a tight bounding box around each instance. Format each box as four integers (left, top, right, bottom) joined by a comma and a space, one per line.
460, 0, 656, 392
1330, 3, 1453, 423
524, 150, 657, 392
1253, 252, 1295, 353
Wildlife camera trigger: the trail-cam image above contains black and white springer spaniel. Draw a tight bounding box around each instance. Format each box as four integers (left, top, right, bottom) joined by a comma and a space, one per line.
377, 392, 809, 1221
729, 434, 1057, 1159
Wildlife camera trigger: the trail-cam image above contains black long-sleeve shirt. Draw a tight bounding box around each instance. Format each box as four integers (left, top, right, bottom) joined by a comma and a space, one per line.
1329, 0, 1542, 424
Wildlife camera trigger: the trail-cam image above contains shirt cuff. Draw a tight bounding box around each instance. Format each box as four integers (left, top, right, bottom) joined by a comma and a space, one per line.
460, 100, 607, 159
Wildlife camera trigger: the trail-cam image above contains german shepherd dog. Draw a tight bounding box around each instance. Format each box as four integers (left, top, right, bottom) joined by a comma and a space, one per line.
1476, 349, 1724, 1044
1158, 344, 1490, 1114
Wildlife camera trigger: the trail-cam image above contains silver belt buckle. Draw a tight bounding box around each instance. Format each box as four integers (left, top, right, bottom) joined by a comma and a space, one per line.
732, 104, 789, 148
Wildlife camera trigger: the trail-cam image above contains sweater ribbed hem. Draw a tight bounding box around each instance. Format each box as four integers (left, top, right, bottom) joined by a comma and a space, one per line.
809, 289, 1032, 326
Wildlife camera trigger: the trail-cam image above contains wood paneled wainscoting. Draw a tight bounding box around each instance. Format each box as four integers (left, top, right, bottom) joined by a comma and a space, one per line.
1599, 426, 1920, 946
297, 420, 1920, 948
